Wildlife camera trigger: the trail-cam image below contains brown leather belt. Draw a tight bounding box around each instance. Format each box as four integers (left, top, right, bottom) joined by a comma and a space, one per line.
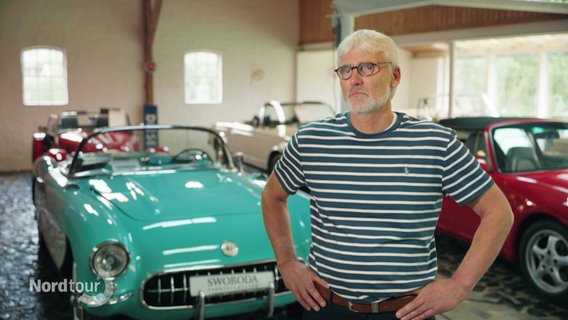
315, 282, 416, 314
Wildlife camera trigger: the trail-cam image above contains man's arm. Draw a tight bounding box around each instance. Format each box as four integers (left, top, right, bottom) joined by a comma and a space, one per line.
396, 184, 514, 320
261, 173, 328, 311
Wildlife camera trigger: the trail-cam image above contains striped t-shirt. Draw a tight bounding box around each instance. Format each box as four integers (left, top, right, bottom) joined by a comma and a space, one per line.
273, 112, 493, 303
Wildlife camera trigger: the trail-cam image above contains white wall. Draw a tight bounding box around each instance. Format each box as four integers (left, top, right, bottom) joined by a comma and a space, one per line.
0, 0, 144, 172
153, 0, 298, 126
0, 0, 299, 172
408, 56, 448, 118
296, 50, 342, 113
393, 48, 412, 114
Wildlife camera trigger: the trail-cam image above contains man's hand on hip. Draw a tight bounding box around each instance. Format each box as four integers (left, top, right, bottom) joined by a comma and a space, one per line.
278, 260, 329, 312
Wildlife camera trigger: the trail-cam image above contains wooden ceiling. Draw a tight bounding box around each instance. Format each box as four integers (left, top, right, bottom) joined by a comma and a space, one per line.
299, 0, 568, 48
402, 32, 568, 57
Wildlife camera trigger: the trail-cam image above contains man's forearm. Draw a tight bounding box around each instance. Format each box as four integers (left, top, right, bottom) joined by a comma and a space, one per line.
451, 186, 514, 292
261, 177, 298, 266
452, 213, 512, 292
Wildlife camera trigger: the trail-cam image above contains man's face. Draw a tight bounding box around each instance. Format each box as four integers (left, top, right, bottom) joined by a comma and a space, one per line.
338, 48, 400, 114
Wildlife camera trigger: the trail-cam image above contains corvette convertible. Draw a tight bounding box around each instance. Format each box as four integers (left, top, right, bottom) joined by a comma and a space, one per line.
32, 125, 311, 320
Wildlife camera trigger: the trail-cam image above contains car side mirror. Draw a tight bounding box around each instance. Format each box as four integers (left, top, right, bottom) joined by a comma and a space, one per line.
476, 158, 491, 173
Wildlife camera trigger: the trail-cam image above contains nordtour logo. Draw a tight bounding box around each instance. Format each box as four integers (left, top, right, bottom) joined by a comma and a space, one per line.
29, 278, 101, 294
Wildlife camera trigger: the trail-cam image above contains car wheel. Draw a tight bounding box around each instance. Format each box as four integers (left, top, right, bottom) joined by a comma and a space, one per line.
36, 218, 47, 249
519, 219, 568, 304
32, 177, 37, 206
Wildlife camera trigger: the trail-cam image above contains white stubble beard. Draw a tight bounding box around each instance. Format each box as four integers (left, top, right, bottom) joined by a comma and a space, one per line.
347, 82, 391, 115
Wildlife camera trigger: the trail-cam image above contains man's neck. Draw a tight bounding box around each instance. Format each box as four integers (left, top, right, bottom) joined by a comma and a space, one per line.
350, 106, 395, 134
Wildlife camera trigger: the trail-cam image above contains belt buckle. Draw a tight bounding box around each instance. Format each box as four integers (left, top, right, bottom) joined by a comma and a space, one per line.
347, 301, 381, 313
347, 301, 358, 313
371, 302, 380, 313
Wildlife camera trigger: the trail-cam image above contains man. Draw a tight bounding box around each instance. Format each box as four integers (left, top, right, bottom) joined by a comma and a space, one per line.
262, 29, 513, 320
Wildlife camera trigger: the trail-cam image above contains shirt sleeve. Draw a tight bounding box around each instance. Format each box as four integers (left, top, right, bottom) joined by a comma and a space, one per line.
273, 132, 306, 194
442, 131, 494, 206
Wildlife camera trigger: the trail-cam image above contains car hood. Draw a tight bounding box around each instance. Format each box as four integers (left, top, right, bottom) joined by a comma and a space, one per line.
90, 169, 265, 222
87, 169, 311, 271
131, 205, 277, 271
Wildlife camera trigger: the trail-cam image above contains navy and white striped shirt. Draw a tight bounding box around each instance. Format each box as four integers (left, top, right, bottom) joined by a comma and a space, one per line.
273, 112, 493, 303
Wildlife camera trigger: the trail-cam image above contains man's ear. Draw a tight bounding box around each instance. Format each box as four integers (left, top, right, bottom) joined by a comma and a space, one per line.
391, 67, 401, 88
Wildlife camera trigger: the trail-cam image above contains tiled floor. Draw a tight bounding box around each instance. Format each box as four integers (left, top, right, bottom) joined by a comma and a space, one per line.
1, 172, 567, 319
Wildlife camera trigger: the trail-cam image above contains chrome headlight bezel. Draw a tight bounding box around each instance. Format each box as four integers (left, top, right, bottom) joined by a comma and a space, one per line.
90, 241, 129, 280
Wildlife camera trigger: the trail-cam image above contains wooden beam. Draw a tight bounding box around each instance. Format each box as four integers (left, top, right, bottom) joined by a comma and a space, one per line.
143, 0, 162, 105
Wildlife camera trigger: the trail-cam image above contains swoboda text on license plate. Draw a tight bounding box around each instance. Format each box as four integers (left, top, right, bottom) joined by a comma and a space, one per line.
189, 271, 274, 296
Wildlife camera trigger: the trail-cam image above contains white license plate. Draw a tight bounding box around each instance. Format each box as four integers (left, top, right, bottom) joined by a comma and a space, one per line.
189, 271, 274, 296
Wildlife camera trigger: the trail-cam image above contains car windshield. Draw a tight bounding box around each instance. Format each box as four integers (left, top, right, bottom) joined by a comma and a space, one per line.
68, 126, 233, 177
492, 122, 568, 172
53, 109, 129, 133
262, 102, 334, 126
293, 103, 335, 123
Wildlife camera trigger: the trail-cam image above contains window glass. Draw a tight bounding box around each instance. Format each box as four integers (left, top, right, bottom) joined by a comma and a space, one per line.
493, 124, 568, 172
494, 128, 532, 154
495, 54, 538, 117
21, 47, 68, 106
184, 51, 222, 104
455, 56, 486, 94
454, 34, 568, 120
549, 52, 568, 119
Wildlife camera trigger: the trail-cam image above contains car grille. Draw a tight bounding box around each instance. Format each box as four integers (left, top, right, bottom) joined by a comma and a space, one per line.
142, 260, 288, 308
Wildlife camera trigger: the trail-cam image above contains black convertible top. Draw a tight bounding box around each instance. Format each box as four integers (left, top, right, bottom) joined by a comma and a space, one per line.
438, 117, 529, 130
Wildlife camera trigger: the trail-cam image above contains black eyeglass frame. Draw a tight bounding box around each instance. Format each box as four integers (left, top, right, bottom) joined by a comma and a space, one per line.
334, 61, 392, 80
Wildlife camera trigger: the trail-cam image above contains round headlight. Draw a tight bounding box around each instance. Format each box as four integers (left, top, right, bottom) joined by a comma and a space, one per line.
90, 242, 129, 279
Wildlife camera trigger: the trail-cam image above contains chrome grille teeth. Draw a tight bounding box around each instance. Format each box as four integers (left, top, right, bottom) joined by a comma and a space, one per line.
142, 261, 289, 308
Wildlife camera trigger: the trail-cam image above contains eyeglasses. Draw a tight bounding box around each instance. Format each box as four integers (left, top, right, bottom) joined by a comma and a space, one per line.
334, 62, 392, 80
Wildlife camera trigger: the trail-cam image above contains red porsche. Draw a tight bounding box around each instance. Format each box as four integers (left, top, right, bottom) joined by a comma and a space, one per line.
438, 117, 568, 304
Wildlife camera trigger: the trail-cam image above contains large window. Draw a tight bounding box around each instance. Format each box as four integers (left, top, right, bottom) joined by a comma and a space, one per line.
454, 34, 568, 119
549, 52, 568, 118
455, 56, 486, 95
21, 47, 68, 106
184, 51, 222, 104
495, 54, 538, 117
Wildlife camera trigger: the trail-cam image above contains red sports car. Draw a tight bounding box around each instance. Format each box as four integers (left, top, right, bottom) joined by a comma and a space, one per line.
438, 117, 568, 304
32, 108, 133, 163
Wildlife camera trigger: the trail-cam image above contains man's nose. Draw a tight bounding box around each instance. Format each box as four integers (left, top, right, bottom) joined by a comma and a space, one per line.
349, 71, 363, 86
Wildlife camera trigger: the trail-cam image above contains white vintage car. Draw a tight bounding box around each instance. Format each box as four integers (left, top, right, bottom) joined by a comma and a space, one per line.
215, 101, 335, 172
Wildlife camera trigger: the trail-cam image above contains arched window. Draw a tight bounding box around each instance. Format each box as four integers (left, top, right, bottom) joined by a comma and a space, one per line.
184, 51, 222, 104
21, 46, 68, 106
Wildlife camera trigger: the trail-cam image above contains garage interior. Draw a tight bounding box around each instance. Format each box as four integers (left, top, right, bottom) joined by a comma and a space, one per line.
1, 0, 568, 319
1, 0, 567, 172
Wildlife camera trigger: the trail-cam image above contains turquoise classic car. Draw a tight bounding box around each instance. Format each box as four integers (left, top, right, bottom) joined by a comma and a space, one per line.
32, 125, 311, 320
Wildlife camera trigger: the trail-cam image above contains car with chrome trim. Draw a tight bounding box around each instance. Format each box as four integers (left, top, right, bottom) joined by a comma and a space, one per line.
437, 117, 568, 304
32, 124, 311, 319
215, 101, 335, 172
32, 108, 131, 163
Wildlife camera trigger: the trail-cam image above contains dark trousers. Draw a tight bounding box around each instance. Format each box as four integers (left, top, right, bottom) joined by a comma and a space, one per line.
303, 302, 436, 320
